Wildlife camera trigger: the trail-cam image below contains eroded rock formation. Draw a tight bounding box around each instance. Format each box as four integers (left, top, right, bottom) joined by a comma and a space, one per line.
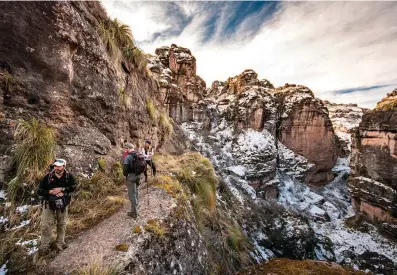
148, 44, 206, 122
349, 90, 397, 238
275, 85, 340, 185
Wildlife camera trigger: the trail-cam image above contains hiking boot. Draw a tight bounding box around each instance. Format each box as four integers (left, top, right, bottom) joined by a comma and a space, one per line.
127, 211, 137, 219
55, 242, 69, 251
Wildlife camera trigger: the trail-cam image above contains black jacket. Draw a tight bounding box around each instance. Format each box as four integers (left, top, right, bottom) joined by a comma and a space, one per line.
37, 171, 77, 201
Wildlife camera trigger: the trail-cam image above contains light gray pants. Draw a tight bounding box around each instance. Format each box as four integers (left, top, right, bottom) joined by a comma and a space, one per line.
126, 173, 140, 215
40, 206, 68, 249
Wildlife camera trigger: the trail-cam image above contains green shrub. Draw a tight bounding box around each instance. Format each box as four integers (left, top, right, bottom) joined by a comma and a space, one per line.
97, 158, 106, 172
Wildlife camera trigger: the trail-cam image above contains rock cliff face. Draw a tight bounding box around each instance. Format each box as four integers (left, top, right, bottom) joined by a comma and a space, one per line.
349, 90, 397, 238
325, 102, 366, 155
0, 1, 163, 179
181, 74, 397, 274
275, 85, 340, 185
148, 44, 206, 122
193, 72, 339, 187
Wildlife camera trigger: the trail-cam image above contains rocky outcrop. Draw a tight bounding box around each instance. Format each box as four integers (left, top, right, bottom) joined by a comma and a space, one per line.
275, 85, 340, 186
205, 69, 277, 133
325, 102, 366, 155
349, 90, 397, 238
0, 2, 163, 178
148, 44, 206, 122
181, 71, 341, 200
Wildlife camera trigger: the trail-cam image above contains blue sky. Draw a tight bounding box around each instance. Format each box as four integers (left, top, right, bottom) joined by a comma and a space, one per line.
102, 1, 397, 108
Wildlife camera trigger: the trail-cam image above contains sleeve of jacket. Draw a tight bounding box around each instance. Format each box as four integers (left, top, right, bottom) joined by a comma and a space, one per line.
123, 154, 130, 177
37, 174, 50, 196
65, 174, 77, 194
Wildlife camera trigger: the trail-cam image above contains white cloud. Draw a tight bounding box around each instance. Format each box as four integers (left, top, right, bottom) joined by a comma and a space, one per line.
102, 1, 397, 108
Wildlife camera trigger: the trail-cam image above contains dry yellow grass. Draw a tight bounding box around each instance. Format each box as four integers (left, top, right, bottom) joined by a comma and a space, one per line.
236, 258, 366, 275
67, 171, 126, 235
144, 219, 166, 238
133, 225, 142, 234
74, 260, 120, 275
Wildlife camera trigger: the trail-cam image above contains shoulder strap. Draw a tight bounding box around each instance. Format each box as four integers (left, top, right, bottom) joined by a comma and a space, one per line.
47, 172, 53, 184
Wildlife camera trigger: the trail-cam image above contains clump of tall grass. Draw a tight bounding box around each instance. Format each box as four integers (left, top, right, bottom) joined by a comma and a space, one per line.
97, 158, 106, 172
7, 119, 55, 204
146, 98, 158, 122
226, 224, 249, 253
159, 111, 173, 140
176, 153, 217, 211
76, 260, 120, 275
97, 18, 147, 74
1, 71, 18, 93
144, 219, 166, 238
68, 168, 126, 235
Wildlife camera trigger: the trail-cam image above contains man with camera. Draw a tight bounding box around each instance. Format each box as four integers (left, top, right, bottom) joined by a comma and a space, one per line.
37, 159, 76, 256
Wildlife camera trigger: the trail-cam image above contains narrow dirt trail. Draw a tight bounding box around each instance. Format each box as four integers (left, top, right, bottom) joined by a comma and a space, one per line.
41, 184, 175, 274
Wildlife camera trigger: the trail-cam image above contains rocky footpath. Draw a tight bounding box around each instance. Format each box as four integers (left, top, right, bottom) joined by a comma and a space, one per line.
349, 89, 397, 239
0, 1, 164, 181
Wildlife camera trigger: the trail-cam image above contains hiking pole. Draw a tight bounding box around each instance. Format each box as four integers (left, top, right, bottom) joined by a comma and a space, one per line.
147, 164, 149, 206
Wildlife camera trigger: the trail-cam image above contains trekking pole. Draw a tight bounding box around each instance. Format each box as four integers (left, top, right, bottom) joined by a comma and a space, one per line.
147, 165, 149, 206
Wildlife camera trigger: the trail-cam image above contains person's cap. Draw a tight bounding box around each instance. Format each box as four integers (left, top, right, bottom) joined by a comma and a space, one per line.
54, 159, 67, 167
145, 140, 151, 145
125, 142, 135, 149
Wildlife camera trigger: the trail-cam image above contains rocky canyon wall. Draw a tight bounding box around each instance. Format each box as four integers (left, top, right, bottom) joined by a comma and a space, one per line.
0, 1, 163, 180
349, 89, 397, 238
148, 44, 206, 123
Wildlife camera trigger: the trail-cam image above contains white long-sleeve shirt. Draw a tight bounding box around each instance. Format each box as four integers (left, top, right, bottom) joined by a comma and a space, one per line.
142, 147, 154, 160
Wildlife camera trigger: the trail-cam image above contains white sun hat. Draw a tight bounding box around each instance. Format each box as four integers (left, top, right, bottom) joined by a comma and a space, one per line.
53, 159, 67, 167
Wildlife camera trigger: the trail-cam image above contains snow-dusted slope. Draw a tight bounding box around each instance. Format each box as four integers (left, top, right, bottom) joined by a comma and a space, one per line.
326, 103, 366, 153
180, 116, 397, 274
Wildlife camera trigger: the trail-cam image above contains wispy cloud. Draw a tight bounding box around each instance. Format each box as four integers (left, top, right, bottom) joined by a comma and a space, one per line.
102, 1, 397, 108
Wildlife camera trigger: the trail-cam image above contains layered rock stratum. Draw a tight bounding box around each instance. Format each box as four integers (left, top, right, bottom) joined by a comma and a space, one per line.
349, 90, 397, 238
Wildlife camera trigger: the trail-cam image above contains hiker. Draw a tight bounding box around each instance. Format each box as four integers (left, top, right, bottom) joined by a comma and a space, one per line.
122, 142, 129, 160
142, 140, 156, 182
123, 143, 146, 218
37, 159, 76, 255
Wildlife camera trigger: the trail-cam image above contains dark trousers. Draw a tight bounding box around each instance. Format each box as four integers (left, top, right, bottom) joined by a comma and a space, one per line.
144, 160, 156, 180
